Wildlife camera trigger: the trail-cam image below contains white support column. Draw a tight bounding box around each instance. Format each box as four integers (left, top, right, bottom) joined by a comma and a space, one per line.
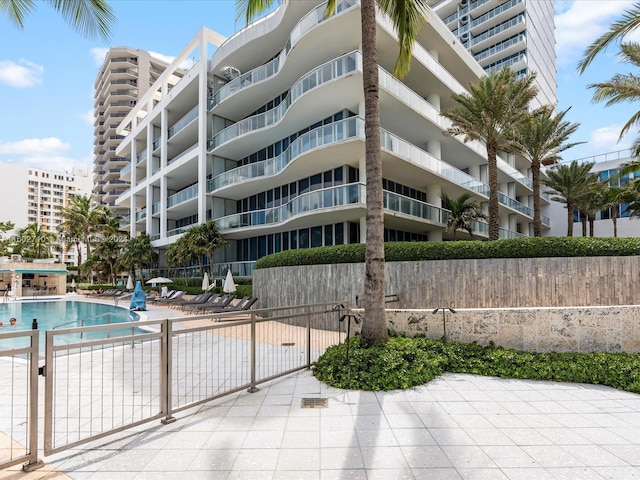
198, 31, 208, 224
160, 175, 167, 239
427, 184, 441, 207
425, 139, 441, 160
426, 93, 440, 112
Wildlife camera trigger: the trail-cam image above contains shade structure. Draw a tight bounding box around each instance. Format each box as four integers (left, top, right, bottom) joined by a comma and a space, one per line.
129, 280, 147, 311
126, 275, 134, 290
146, 277, 173, 284
201, 272, 210, 292
223, 269, 236, 293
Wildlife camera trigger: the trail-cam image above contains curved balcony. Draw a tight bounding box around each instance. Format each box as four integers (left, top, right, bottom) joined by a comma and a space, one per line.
217, 183, 364, 231
209, 0, 358, 110
168, 184, 198, 208
208, 51, 361, 151
208, 116, 363, 192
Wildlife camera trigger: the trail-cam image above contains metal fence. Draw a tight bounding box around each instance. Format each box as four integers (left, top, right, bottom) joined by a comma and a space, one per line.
0, 329, 42, 472
0, 302, 347, 467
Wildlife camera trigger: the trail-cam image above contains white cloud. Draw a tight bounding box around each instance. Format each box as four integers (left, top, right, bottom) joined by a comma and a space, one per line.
80, 109, 94, 126
90, 47, 109, 67
555, 1, 631, 65
0, 59, 44, 88
588, 124, 635, 153
149, 51, 195, 70
0, 137, 70, 156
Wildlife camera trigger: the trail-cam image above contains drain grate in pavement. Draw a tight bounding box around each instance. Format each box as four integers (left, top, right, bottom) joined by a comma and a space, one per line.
301, 397, 329, 408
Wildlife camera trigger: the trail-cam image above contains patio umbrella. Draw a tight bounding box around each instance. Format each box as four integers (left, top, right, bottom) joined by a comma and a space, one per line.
71, 278, 76, 292
146, 277, 173, 284
126, 275, 134, 290
201, 272, 210, 292
223, 269, 236, 293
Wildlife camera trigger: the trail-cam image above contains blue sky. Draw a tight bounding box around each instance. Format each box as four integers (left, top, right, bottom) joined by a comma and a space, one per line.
0, 0, 637, 174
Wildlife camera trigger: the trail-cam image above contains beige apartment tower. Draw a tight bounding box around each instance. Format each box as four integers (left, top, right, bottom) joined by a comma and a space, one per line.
93, 47, 184, 216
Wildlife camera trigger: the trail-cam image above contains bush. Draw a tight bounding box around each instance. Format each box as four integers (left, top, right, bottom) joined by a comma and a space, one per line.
256, 237, 640, 269
312, 336, 640, 393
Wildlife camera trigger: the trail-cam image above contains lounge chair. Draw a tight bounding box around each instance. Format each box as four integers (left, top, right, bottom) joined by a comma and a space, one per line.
188, 294, 236, 313
171, 292, 213, 310
220, 296, 258, 312
154, 290, 186, 305
182, 294, 224, 313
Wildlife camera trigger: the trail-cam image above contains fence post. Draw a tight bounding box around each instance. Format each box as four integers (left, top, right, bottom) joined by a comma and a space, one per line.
161, 319, 176, 424
306, 306, 311, 368
247, 311, 259, 393
23, 329, 43, 472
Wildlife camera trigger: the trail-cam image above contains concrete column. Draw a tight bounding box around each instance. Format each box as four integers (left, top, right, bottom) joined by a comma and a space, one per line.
425, 139, 441, 160
426, 93, 440, 111
427, 184, 442, 207
160, 176, 167, 238
428, 49, 439, 61
359, 217, 366, 244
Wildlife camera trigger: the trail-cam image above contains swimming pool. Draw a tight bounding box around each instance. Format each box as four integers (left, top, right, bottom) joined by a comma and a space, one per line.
0, 300, 137, 351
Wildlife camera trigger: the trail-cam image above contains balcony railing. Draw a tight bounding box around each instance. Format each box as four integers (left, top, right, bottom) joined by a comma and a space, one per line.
135, 209, 147, 222
167, 224, 196, 237
209, 51, 361, 150
167, 184, 198, 208
168, 105, 199, 138
216, 183, 364, 231
209, 116, 363, 191
208, 0, 358, 110
469, 13, 524, 47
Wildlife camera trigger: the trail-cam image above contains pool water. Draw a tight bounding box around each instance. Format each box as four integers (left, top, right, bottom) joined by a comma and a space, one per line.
0, 300, 137, 352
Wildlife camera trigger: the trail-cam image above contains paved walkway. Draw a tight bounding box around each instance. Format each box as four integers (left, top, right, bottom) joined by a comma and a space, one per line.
2, 298, 640, 479
2, 370, 637, 479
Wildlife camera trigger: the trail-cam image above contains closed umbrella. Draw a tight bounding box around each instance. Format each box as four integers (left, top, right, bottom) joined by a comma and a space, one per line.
146, 277, 173, 284
201, 272, 210, 292
71, 278, 76, 292
126, 275, 134, 290
223, 269, 236, 293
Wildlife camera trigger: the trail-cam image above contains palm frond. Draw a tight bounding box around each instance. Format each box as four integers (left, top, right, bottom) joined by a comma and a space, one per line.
0, 0, 35, 28
46, 0, 114, 42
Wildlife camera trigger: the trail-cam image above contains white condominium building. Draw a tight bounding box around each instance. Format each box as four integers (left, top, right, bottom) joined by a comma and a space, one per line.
116, 0, 551, 277
93, 47, 184, 216
0, 163, 92, 265
431, 0, 557, 107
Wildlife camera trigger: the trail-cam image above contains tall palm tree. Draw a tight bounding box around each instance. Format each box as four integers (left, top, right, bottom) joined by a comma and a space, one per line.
542, 161, 597, 237
238, 0, 428, 346
186, 221, 229, 276
0, 221, 15, 256
578, 4, 640, 156
442, 67, 538, 241
15, 223, 56, 258
575, 181, 605, 237
598, 185, 631, 238
2, 0, 115, 41
506, 107, 583, 236
118, 234, 158, 279
440, 192, 486, 240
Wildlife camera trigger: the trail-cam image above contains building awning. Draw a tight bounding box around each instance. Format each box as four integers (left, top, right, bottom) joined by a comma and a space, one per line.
15, 269, 69, 274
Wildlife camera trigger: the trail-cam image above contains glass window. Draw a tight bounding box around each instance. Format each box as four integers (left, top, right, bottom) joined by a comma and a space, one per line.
300, 178, 309, 195
311, 173, 322, 191
311, 226, 322, 247
324, 171, 332, 187
283, 232, 289, 250
267, 190, 273, 208
258, 236, 267, 257
334, 167, 343, 185
335, 223, 344, 244
299, 228, 310, 248
349, 222, 359, 243
258, 192, 266, 209
291, 230, 297, 249
324, 225, 333, 246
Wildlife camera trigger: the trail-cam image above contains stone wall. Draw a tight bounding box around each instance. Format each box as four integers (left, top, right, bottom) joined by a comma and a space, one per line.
378, 306, 640, 353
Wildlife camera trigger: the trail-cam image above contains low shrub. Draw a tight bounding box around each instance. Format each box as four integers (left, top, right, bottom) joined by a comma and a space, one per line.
256, 237, 640, 269
312, 336, 640, 393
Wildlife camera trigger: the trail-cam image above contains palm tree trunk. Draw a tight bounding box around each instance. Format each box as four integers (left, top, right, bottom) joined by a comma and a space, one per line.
613, 206, 618, 237
567, 202, 574, 237
589, 215, 595, 237
359, 0, 387, 347
487, 143, 500, 241
581, 216, 587, 237
532, 162, 542, 236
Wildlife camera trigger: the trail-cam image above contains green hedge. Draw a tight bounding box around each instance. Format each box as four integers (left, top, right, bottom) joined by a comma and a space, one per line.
256, 237, 640, 269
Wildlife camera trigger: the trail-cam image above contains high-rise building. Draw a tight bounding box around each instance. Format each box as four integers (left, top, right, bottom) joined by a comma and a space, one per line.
431, 0, 557, 107
115, 0, 551, 277
93, 47, 184, 216
0, 163, 92, 265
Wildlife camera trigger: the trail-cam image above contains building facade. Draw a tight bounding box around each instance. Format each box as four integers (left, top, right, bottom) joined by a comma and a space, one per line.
431, 0, 557, 107
116, 0, 551, 277
546, 149, 640, 238
0, 163, 92, 265
93, 47, 184, 216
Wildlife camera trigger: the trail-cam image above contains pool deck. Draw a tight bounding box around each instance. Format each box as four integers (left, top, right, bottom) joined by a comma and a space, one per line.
1, 296, 640, 479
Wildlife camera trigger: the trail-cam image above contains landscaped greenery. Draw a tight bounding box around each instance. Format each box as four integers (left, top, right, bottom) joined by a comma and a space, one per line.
312, 335, 640, 393
256, 236, 640, 269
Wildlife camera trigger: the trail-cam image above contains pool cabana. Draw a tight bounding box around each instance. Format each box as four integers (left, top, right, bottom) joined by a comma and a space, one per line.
0, 258, 68, 298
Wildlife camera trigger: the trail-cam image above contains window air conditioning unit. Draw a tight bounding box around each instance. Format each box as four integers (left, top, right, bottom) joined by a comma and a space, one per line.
11, 254, 22, 262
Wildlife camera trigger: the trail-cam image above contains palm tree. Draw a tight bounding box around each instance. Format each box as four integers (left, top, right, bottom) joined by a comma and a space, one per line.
442, 67, 538, 241
185, 221, 229, 276
0, 221, 15, 256
15, 223, 56, 258
578, 4, 640, 156
89, 237, 125, 285
598, 185, 632, 238
440, 192, 486, 240
239, 0, 429, 346
167, 235, 192, 278
575, 181, 605, 237
506, 107, 583, 236
118, 234, 158, 279
2, 0, 115, 41
542, 161, 597, 237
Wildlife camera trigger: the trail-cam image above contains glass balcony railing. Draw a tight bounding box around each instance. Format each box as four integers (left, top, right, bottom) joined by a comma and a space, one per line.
383, 191, 449, 225
168, 105, 198, 138
150, 233, 161, 241
208, 116, 363, 191
211, 261, 256, 278
474, 34, 525, 63
167, 224, 196, 237
119, 215, 130, 228
152, 202, 160, 215
209, 51, 361, 150
216, 183, 364, 231
120, 163, 131, 177
136, 149, 147, 164
152, 137, 160, 150
208, 0, 358, 110
135, 209, 146, 222
167, 184, 198, 208
469, 13, 524, 47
